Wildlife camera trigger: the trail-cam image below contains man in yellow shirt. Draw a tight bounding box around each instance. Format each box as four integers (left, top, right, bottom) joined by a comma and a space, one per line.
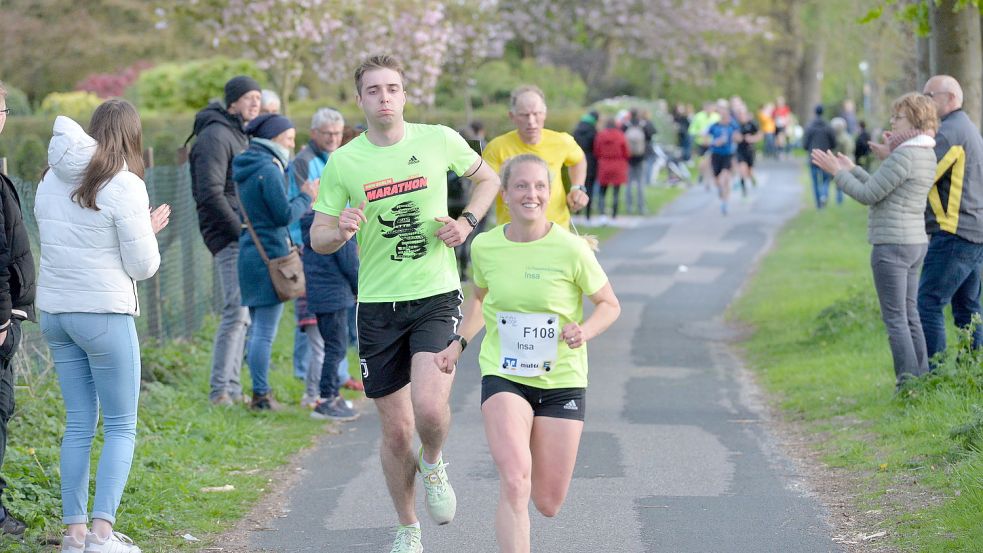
483, 85, 588, 229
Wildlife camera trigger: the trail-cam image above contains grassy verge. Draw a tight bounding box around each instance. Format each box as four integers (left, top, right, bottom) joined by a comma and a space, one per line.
2, 306, 360, 552
732, 194, 983, 551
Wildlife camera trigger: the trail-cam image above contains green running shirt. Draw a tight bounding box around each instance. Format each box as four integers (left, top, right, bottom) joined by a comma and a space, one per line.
313, 123, 479, 302
471, 224, 609, 389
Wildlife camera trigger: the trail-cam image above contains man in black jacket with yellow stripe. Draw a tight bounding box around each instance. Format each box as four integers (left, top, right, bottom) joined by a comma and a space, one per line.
0, 81, 37, 537
918, 75, 983, 363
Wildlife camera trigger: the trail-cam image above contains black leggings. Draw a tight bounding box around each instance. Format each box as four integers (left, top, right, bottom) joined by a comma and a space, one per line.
600, 184, 620, 217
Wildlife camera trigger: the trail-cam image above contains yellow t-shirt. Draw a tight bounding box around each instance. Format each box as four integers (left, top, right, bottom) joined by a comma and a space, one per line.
471, 224, 608, 389
482, 129, 585, 229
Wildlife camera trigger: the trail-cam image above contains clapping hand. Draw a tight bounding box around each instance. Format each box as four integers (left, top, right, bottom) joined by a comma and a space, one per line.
301, 179, 319, 203
150, 204, 171, 234
810, 149, 853, 175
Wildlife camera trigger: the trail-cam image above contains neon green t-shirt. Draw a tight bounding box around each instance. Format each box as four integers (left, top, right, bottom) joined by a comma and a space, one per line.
482, 129, 585, 229
313, 123, 479, 302
471, 224, 608, 389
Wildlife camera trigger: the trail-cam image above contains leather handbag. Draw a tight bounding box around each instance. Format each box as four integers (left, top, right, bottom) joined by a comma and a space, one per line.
235, 179, 305, 302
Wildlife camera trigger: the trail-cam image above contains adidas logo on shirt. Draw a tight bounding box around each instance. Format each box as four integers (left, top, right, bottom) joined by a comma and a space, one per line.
408, 155, 420, 165
563, 400, 578, 411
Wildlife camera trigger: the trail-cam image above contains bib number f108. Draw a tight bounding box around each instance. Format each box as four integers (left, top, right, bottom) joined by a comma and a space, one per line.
497, 312, 559, 378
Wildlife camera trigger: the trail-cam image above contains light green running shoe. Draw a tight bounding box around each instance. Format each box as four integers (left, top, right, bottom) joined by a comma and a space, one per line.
418, 446, 457, 525
390, 525, 422, 553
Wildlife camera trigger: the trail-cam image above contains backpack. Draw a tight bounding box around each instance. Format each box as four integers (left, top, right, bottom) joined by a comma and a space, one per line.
625, 124, 647, 157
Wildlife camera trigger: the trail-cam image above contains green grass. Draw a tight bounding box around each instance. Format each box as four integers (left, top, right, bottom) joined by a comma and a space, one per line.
732, 190, 983, 551
1, 306, 360, 552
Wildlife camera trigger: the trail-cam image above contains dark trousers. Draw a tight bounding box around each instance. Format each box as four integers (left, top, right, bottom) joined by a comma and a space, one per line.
317, 309, 349, 400
0, 320, 22, 506
917, 232, 983, 362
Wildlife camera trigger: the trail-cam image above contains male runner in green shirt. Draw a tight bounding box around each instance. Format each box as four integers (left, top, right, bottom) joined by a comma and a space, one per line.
310, 55, 501, 553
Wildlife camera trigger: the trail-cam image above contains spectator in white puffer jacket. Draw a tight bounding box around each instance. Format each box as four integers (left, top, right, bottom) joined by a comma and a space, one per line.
35, 100, 170, 553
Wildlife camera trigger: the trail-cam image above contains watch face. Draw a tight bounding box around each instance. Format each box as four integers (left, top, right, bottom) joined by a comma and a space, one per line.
463, 212, 478, 227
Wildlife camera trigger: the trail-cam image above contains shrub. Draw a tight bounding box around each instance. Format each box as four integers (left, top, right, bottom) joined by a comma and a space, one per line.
37, 91, 102, 122
133, 58, 266, 113
77, 60, 155, 99
464, 59, 587, 110
11, 137, 47, 183
1, 83, 32, 117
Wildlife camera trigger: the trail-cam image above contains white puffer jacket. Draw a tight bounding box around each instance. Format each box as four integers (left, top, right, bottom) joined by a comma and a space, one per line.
35, 116, 160, 315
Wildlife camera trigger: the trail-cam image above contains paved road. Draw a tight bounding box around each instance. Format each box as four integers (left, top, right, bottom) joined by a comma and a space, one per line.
242, 160, 841, 552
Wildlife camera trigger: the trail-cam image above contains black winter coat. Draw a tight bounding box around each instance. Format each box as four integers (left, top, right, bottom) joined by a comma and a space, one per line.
0, 172, 36, 327
803, 118, 837, 155
189, 103, 249, 254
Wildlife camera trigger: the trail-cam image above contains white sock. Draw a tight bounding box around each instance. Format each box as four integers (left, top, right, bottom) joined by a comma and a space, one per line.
420, 452, 441, 470
402, 522, 421, 529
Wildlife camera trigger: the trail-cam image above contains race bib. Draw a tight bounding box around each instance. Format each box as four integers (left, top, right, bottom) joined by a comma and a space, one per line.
497, 312, 559, 378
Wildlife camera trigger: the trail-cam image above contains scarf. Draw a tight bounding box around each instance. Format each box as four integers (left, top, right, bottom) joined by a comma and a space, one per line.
888, 128, 934, 152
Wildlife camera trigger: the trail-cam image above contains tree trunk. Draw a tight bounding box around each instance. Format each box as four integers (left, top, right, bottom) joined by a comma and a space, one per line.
932, 0, 983, 126
796, 39, 826, 125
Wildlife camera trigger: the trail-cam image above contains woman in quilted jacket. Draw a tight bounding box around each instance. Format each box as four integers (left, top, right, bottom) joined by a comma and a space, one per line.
36, 99, 170, 553
811, 93, 938, 388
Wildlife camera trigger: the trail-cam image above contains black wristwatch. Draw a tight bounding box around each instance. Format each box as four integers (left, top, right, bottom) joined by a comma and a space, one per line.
448, 333, 468, 351
460, 211, 478, 229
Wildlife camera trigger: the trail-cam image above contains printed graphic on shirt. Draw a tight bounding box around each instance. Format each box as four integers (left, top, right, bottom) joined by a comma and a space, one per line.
379, 201, 427, 261
364, 176, 429, 202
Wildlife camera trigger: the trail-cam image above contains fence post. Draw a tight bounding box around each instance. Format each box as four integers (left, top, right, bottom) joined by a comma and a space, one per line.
176, 147, 199, 340
142, 148, 164, 343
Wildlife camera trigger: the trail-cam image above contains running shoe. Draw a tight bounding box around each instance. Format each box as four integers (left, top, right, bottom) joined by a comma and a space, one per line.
418, 447, 456, 525
310, 396, 359, 421
61, 535, 85, 553
84, 531, 142, 553
300, 394, 319, 409
389, 525, 422, 553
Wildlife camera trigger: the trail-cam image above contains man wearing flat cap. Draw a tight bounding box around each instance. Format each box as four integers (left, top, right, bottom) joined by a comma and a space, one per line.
189, 75, 262, 406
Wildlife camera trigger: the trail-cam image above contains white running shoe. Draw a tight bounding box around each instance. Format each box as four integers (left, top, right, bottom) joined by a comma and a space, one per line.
61, 535, 85, 553
84, 531, 142, 553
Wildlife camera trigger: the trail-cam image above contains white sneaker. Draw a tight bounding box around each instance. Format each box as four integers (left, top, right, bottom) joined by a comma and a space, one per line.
61, 535, 85, 553
84, 531, 142, 553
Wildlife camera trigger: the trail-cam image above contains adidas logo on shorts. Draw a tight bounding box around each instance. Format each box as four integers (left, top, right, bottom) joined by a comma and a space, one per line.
563, 400, 578, 411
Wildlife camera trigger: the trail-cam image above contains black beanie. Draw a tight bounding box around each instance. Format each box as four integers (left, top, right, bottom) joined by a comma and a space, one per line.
224, 75, 262, 106
245, 114, 294, 140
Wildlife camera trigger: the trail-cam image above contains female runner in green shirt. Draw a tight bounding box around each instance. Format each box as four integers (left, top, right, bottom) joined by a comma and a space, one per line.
435, 154, 621, 552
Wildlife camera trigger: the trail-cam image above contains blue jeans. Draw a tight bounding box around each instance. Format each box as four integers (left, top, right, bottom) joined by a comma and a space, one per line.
210, 243, 250, 400
247, 303, 285, 396
41, 312, 140, 525
917, 232, 983, 362
809, 164, 832, 209
293, 326, 309, 379
317, 309, 349, 400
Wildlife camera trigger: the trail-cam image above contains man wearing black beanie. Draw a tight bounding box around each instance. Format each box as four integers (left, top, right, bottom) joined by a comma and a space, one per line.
188, 75, 262, 406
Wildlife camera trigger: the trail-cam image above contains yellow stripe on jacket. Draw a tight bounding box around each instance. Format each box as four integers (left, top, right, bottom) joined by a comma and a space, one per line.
929, 145, 966, 234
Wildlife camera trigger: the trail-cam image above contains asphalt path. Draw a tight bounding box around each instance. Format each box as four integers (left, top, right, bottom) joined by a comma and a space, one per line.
241, 159, 842, 553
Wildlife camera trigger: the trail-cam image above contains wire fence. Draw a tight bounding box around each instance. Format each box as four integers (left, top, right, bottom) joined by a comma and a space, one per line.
2, 152, 219, 374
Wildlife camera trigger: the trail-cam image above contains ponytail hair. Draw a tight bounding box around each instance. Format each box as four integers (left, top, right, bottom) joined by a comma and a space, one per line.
73, 99, 144, 210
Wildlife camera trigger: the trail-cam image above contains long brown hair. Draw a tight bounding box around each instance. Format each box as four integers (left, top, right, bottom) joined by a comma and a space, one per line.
73, 99, 144, 210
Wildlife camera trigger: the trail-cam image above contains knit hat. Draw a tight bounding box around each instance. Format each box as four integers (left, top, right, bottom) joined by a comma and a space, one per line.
245, 113, 294, 140
224, 76, 262, 106
814, 104, 824, 116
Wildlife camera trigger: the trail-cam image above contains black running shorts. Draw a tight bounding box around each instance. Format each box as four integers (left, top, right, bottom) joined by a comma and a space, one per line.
480, 375, 586, 421
357, 290, 463, 399
737, 146, 755, 167
710, 153, 734, 177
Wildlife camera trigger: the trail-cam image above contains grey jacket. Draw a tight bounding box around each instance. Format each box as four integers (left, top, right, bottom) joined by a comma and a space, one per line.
834, 135, 937, 245
926, 109, 983, 243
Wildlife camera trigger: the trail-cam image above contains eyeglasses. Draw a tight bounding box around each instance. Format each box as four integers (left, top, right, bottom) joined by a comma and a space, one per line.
0, 109, 9, 116
924, 91, 951, 99
890, 113, 907, 122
